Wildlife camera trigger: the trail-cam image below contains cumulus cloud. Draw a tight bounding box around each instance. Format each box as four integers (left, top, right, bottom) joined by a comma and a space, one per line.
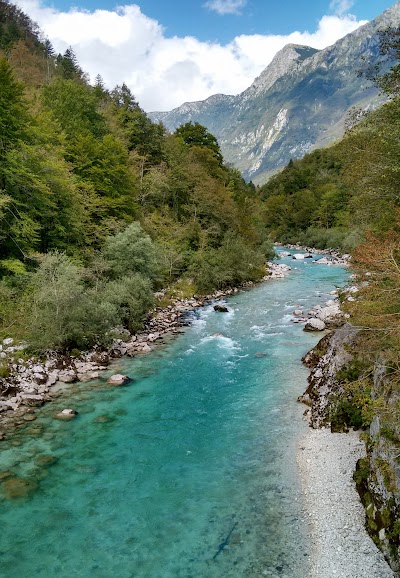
204, 0, 247, 15
16, 0, 367, 112
330, 0, 355, 16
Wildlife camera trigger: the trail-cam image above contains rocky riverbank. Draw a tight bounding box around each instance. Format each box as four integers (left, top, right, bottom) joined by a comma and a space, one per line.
0, 263, 290, 426
297, 428, 394, 578
297, 270, 399, 576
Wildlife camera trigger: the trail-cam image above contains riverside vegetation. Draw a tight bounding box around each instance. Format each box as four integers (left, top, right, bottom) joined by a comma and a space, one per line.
1, 0, 400, 573
0, 0, 273, 357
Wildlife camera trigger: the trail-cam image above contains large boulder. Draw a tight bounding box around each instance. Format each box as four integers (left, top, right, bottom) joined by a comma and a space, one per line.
214, 304, 229, 312
107, 374, 131, 386
304, 318, 326, 332
55, 408, 78, 420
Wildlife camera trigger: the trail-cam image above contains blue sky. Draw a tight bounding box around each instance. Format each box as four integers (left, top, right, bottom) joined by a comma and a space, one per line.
43, 0, 394, 41
17, 0, 397, 110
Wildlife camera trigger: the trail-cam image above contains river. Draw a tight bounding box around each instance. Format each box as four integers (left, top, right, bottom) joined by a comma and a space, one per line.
0, 252, 348, 578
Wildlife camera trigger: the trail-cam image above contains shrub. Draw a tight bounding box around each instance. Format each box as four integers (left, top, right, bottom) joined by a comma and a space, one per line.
102, 222, 160, 283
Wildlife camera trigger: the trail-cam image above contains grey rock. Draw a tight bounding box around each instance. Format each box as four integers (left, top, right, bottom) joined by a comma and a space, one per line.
304, 318, 326, 332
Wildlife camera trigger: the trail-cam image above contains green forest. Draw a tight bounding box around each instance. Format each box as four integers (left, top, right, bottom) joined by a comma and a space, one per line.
0, 0, 274, 352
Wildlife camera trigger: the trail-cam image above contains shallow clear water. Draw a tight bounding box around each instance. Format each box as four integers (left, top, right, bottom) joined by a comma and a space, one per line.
0, 253, 348, 578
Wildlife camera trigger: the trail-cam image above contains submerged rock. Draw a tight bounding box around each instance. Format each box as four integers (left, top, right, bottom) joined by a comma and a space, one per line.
3, 477, 38, 499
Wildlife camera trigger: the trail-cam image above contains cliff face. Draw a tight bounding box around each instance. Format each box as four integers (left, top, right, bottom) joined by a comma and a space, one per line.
355, 363, 400, 575
302, 329, 400, 575
150, 3, 400, 183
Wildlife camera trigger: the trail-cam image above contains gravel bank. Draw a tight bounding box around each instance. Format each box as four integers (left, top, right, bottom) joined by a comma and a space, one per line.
297, 428, 395, 578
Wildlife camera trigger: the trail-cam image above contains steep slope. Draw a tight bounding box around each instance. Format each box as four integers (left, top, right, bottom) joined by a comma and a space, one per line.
150, 3, 400, 183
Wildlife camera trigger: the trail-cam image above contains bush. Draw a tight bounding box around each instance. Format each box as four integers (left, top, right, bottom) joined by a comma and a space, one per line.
101, 274, 154, 333
102, 222, 160, 283
189, 233, 265, 293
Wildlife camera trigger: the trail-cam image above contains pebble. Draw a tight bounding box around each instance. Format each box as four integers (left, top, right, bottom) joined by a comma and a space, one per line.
297, 429, 394, 578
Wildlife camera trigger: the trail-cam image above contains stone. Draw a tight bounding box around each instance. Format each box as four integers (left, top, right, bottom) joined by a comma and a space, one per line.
17, 394, 44, 407
23, 414, 36, 422
293, 309, 303, 317
293, 254, 305, 260
58, 369, 77, 383
107, 374, 130, 386
3, 477, 38, 499
33, 372, 47, 385
214, 304, 229, 312
77, 372, 99, 383
304, 318, 326, 332
2, 338, 14, 347
35, 455, 58, 467
55, 408, 78, 420
141, 343, 152, 353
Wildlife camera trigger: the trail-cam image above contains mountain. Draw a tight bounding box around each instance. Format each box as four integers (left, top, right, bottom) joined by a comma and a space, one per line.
150, 3, 400, 183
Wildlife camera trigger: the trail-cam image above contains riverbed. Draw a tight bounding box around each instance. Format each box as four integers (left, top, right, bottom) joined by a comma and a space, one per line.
0, 253, 348, 577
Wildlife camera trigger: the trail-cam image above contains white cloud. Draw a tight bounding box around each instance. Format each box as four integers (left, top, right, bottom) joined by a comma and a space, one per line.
330, 0, 355, 16
16, 0, 367, 112
204, 0, 247, 15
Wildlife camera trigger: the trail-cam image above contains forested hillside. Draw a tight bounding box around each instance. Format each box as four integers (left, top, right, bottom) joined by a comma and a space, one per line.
0, 0, 272, 352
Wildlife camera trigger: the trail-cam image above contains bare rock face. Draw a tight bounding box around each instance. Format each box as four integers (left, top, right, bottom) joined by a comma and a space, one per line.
300, 323, 359, 428
304, 318, 326, 332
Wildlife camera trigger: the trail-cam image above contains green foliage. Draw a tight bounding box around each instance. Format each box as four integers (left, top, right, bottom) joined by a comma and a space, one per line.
0, 57, 27, 163
0, 6, 278, 352
189, 233, 265, 293
101, 222, 160, 283
175, 121, 223, 165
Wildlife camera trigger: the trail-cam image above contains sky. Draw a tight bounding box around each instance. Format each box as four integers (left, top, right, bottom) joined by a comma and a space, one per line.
15, 0, 397, 111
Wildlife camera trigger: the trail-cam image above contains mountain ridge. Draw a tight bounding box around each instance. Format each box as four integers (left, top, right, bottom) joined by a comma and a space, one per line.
150, 2, 400, 183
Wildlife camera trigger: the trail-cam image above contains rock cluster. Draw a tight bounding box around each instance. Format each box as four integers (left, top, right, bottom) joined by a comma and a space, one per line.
264, 262, 291, 279
0, 285, 246, 417
274, 242, 351, 266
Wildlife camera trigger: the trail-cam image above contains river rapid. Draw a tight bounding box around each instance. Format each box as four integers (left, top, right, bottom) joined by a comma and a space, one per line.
0, 252, 348, 578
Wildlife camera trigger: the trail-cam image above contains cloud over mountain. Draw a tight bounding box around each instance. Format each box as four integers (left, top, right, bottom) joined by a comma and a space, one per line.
17, 0, 366, 111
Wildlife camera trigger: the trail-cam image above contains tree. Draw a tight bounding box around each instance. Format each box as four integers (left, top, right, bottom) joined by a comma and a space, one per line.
175, 122, 223, 165
102, 222, 160, 283
363, 27, 400, 97
0, 58, 27, 166
56, 47, 84, 80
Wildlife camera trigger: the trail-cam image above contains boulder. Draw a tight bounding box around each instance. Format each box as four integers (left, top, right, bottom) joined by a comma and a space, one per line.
304, 318, 326, 332
293, 309, 303, 317
107, 374, 130, 386
17, 394, 44, 407
58, 369, 77, 383
55, 408, 78, 420
2, 337, 14, 347
214, 304, 229, 313
292, 254, 305, 260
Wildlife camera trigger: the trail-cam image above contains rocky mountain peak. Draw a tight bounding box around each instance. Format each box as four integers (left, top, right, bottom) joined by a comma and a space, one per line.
243, 44, 319, 99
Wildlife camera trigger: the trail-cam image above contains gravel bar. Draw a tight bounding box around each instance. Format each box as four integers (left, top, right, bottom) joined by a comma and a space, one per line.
297, 428, 395, 578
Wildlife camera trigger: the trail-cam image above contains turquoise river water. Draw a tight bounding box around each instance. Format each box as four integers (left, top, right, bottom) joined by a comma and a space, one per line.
0, 252, 348, 578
